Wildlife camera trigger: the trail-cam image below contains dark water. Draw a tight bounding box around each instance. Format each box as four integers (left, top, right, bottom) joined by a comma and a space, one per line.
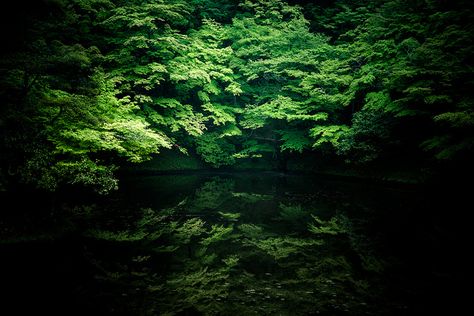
1, 172, 468, 315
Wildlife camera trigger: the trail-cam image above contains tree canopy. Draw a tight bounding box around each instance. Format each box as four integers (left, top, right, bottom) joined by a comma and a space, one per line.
1, 0, 473, 192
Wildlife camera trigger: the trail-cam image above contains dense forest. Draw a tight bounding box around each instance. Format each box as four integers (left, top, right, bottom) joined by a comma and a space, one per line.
0, 0, 473, 315
1, 0, 473, 192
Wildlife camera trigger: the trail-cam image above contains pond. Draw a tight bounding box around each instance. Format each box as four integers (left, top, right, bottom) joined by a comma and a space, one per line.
1, 172, 467, 315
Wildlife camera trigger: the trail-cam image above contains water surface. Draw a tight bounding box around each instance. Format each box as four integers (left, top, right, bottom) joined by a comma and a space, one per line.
1, 172, 466, 315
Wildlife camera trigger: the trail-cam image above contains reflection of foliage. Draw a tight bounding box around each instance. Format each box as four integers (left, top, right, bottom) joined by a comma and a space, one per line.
218, 211, 241, 221
246, 237, 323, 260
84, 228, 148, 241
308, 214, 348, 235
81, 177, 396, 315
200, 224, 234, 246
192, 178, 234, 211
84, 207, 166, 242
360, 255, 386, 273
173, 217, 207, 244
345, 217, 387, 274
162, 266, 232, 315
278, 203, 308, 225
231, 192, 272, 203
238, 223, 264, 239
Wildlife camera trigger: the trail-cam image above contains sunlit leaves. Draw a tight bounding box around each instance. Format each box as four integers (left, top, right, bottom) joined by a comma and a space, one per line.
310, 125, 350, 148
47, 72, 172, 161
228, 2, 354, 159
218, 124, 242, 138
2, 0, 473, 193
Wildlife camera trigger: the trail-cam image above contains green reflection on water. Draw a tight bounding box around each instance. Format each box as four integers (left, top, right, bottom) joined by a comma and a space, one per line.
83, 176, 397, 315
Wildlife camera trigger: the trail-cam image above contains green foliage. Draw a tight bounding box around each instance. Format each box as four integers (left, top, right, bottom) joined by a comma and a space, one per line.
337, 108, 395, 163
232, 139, 274, 159
0, 40, 170, 192
310, 125, 350, 148
1, 0, 473, 192
226, 2, 353, 162
47, 72, 173, 161
52, 158, 119, 194
336, 0, 474, 162
195, 132, 236, 167
277, 129, 312, 153
422, 111, 474, 159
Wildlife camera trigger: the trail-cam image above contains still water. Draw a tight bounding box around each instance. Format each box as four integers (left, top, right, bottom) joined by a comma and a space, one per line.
1, 172, 466, 315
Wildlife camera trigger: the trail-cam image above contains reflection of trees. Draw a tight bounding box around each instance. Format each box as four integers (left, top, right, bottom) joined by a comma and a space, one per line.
191, 177, 235, 212
81, 177, 392, 315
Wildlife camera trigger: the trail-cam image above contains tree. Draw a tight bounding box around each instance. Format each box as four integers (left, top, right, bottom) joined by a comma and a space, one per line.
225, 0, 353, 168
0, 0, 177, 193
